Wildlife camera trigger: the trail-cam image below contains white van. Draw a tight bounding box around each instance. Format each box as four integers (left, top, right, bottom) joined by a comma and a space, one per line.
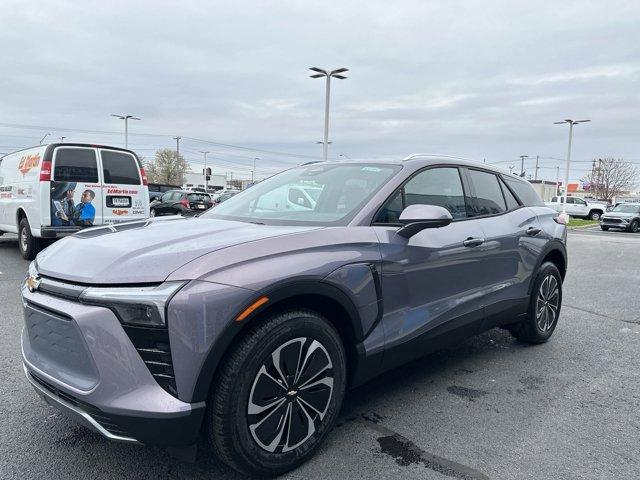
0, 143, 149, 259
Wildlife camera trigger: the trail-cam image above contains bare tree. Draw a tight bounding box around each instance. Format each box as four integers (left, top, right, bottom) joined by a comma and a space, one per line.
586, 158, 638, 202
144, 148, 189, 186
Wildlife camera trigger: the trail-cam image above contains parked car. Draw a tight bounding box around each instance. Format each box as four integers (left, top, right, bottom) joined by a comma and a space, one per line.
0, 143, 149, 259
22, 156, 567, 476
599, 203, 640, 232
545, 196, 607, 220
148, 183, 181, 202
211, 190, 239, 205
149, 190, 212, 216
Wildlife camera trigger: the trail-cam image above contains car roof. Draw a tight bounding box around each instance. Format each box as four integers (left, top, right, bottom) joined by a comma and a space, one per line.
302, 154, 516, 178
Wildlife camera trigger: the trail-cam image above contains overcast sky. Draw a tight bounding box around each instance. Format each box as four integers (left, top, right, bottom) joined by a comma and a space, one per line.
2, 0, 639, 181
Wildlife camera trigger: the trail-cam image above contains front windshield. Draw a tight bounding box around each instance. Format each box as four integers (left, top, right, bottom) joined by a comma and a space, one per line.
203, 163, 401, 226
612, 204, 640, 213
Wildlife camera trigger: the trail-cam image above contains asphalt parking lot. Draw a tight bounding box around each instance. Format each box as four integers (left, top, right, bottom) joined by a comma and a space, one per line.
1, 227, 639, 480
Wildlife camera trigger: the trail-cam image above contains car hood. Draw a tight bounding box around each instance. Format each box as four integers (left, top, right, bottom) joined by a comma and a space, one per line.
602, 212, 636, 219
36, 216, 322, 284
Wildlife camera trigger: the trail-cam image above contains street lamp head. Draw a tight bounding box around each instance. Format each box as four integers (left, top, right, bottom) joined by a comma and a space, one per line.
331, 74, 347, 80
575, 119, 591, 124
331, 68, 349, 74
309, 67, 327, 75
310, 74, 325, 78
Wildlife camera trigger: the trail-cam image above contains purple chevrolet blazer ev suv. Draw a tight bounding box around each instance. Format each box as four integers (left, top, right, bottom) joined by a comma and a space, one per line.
21, 155, 567, 476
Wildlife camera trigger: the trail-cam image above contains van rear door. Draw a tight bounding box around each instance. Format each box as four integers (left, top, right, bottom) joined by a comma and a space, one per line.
50, 147, 103, 228
99, 148, 148, 225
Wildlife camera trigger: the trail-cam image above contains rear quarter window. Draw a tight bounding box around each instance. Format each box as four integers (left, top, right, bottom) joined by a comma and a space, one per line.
101, 150, 141, 185
53, 148, 99, 182
502, 176, 545, 207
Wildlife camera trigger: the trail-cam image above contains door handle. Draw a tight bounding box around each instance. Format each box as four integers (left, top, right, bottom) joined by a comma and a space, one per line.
526, 227, 542, 236
463, 237, 484, 248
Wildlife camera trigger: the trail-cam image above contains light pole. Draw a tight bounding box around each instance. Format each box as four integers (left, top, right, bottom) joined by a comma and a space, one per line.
111, 114, 141, 149
174, 136, 181, 160
252, 158, 259, 183
39, 133, 50, 145
309, 67, 348, 161
554, 119, 590, 218
519, 155, 528, 177
199, 151, 210, 191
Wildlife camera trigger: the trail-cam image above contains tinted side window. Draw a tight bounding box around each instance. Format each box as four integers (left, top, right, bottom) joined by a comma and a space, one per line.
499, 178, 520, 210
54, 148, 98, 182
374, 167, 467, 223
101, 150, 140, 185
467, 169, 506, 216
503, 176, 545, 207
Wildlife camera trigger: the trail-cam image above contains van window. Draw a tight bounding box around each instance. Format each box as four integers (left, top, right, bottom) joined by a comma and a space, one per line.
101, 151, 140, 185
54, 148, 99, 183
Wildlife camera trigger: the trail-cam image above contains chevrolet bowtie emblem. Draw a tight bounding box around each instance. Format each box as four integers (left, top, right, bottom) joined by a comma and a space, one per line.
26, 275, 41, 293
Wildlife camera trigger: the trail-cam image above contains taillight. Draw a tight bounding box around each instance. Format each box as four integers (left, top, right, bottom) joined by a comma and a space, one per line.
553, 214, 567, 225
139, 167, 148, 186
180, 198, 190, 208
39, 161, 52, 181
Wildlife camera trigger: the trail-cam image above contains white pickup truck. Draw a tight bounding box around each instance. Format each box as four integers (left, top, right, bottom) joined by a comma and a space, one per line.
544, 196, 608, 220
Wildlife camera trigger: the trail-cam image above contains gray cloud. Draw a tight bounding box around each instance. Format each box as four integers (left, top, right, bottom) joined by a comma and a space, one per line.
1, 0, 640, 181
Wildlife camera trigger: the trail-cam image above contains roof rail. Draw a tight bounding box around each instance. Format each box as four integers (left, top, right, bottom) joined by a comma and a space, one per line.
402, 153, 476, 162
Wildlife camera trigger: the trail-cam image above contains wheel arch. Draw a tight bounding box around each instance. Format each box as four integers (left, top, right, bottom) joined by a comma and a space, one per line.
530, 241, 567, 296
190, 280, 364, 403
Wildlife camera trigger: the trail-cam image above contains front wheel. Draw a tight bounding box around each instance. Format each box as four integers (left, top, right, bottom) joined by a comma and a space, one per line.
601, 226, 609, 231
509, 262, 562, 344
207, 309, 347, 477
628, 220, 639, 233
589, 210, 602, 221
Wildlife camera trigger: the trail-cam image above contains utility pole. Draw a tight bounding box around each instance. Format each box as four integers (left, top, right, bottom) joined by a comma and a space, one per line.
554, 118, 590, 219
534, 155, 540, 180
555, 166, 560, 196
174, 136, 181, 160
252, 158, 258, 183
111, 114, 141, 149
309, 67, 349, 161
199, 151, 210, 191
519, 155, 528, 177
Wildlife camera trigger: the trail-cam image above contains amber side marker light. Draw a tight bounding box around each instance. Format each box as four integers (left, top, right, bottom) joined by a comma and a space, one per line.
236, 296, 269, 321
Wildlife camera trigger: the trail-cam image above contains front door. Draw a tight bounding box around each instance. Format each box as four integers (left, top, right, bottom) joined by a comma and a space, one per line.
372, 166, 488, 370
50, 146, 103, 228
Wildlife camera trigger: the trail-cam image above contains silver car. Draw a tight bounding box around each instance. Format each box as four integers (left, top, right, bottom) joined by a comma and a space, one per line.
599, 203, 640, 232
21, 156, 567, 476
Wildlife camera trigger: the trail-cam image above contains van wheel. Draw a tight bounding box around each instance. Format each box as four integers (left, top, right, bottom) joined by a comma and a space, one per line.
509, 262, 562, 344
18, 218, 43, 260
206, 309, 346, 477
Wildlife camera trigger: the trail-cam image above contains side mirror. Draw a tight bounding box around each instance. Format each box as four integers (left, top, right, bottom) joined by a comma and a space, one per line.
397, 204, 453, 238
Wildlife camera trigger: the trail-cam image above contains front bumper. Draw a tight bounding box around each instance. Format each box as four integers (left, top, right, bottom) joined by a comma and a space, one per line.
21, 286, 205, 446
600, 217, 630, 228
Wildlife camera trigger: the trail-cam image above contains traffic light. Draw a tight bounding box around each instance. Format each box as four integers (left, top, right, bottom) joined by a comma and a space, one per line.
202, 167, 212, 175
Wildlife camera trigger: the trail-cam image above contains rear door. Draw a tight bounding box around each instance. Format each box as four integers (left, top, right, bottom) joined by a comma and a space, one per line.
50, 146, 102, 227
99, 149, 148, 224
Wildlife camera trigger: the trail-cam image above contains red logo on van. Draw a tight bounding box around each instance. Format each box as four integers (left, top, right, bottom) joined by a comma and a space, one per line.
112, 209, 129, 216
18, 154, 41, 175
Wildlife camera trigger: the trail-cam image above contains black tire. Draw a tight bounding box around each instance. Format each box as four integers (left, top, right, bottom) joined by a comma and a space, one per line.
18, 218, 43, 260
628, 220, 639, 233
509, 262, 562, 344
600, 226, 609, 231
589, 210, 602, 221
206, 309, 347, 477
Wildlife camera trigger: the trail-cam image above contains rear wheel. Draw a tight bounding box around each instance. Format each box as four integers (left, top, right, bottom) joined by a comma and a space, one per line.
628, 220, 639, 233
589, 210, 602, 221
509, 262, 562, 344
206, 309, 346, 477
18, 218, 43, 260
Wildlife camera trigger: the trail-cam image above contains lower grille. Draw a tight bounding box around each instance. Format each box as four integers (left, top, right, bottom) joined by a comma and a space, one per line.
30, 372, 131, 437
122, 326, 178, 397
603, 218, 622, 224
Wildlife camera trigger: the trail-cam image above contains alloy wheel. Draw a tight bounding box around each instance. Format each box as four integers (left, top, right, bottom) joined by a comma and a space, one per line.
536, 275, 559, 332
19, 227, 28, 252
247, 337, 334, 453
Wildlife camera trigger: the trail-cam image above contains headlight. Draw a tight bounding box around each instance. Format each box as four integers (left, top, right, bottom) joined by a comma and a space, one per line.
79, 281, 186, 327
